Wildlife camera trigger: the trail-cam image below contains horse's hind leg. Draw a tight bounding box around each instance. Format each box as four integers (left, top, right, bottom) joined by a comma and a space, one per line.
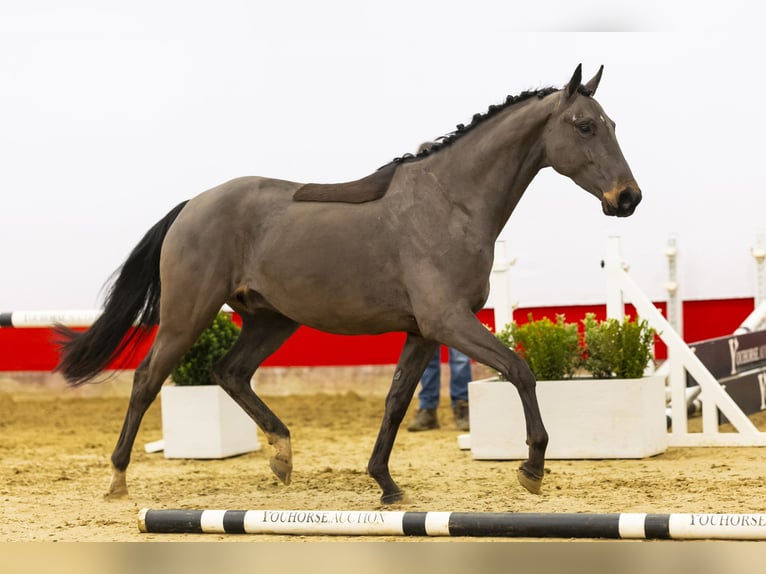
212, 310, 300, 486
368, 334, 439, 504
107, 307, 222, 498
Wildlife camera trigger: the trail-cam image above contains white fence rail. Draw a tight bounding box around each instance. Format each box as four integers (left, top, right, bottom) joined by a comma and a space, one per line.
0, 309, 101, 328
604, 236, 766, 447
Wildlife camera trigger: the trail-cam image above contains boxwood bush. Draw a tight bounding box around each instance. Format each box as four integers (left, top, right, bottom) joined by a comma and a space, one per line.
581, 313, 655, 379
500, 314, 581, 380
495, 312, 655, 380
171, 312, 241, 386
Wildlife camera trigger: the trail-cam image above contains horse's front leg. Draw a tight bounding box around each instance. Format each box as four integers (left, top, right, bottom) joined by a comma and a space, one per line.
437, 313, 549, 495
368, 335, 438, 504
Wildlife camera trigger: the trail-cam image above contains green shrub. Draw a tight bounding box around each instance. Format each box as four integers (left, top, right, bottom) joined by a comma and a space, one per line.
500, 314, 581, 380
171, 312, 241, 386
582, 313, 655, 379
495, 313, 656, 380
580, 313, 620, 379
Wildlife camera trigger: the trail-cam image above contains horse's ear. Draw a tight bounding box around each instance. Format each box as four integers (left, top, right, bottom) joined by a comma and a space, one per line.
584, 65, 604, 96
566, 64, 583, 98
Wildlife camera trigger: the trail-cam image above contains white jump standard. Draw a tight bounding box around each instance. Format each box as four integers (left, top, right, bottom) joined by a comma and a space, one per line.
138, 509, 766, 540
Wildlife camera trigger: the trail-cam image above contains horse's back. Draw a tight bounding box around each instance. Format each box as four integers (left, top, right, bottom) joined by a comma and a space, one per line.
194, 175, 301, 209
292, 163, 398, 204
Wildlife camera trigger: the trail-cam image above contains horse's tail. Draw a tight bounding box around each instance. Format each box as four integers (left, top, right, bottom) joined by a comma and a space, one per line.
55, 200, 189, 386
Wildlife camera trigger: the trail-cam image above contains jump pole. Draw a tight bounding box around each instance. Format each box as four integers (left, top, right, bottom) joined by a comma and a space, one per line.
0, 309, 101, 328
138, 509, 766, 540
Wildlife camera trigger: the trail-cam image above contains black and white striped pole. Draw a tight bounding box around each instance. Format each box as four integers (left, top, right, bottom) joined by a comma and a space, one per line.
138, 509, 766, 540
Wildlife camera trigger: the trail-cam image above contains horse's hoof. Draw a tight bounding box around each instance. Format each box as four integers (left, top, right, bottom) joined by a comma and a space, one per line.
104, 487, 129, 500
104, 468, 129, 499
269, 456, 293, 485
517, 466, 542, 495
380, 490, 404, 505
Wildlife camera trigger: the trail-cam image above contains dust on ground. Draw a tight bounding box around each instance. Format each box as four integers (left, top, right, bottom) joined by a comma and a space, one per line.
2, 365, 766, 542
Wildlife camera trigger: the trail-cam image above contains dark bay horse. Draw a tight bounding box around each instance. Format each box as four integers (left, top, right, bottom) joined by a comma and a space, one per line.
56, 65, 641, 504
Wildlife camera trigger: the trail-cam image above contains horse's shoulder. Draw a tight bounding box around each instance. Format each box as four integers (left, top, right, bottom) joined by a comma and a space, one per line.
292, 163, 398, 204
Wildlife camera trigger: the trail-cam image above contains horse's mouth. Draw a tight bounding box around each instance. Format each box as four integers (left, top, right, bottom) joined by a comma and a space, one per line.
602, 186, 641, 217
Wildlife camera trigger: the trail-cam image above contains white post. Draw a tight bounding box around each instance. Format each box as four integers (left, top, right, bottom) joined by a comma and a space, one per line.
735, 232, 766, 334
752, 232, 766, 308
664, 235, 683, 336
603, 236, 625, 321
490, 241, 517, 331
663, 235, 684, 424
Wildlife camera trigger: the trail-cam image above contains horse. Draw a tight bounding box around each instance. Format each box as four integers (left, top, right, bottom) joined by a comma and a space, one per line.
56, 64, 641, 504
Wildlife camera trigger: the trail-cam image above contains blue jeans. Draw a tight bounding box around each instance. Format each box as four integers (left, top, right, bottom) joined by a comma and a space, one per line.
417, 347, 472, 410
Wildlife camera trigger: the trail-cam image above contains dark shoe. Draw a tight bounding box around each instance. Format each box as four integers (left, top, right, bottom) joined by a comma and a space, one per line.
452, 400, 469, 431
407, 408, 439, 431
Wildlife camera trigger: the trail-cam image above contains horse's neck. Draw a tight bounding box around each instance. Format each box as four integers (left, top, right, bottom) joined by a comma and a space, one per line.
423, 95, 556, 239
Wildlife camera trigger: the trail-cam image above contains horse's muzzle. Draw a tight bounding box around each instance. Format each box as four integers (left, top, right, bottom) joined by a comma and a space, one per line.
603, 185, 641, 217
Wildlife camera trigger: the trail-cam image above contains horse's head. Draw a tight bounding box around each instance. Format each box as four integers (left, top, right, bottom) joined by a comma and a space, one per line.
543, 65, 641, 217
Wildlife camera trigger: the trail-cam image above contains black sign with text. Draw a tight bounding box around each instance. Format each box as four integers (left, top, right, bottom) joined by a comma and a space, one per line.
690, 330, 766, 379
689, 330, 766, 422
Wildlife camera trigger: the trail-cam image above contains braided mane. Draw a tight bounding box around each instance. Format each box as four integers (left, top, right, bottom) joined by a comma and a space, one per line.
390, 85, 579, 166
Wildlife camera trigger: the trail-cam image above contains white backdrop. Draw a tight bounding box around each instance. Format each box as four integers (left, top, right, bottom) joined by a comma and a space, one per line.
2, 2, 764, 311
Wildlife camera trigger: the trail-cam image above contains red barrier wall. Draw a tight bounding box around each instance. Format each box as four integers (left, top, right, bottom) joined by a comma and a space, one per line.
0, 300, 755, 371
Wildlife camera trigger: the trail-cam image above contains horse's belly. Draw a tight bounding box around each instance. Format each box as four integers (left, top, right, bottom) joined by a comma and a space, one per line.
251, 265, 414, 335
273, 285, 414, 335
302, 311, 415, 336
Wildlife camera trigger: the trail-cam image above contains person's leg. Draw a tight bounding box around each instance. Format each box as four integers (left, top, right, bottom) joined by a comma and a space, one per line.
448, 347, 472, 430
448, 347, 471, 404
419, 349, 442, 409
407, 348, 441, 431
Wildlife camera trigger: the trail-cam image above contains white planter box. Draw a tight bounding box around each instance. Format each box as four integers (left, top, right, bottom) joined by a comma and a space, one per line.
468, 375, 667, 460
160, 385, 260, 459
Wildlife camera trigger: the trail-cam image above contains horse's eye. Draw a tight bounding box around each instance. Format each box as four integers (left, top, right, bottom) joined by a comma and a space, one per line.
577, 122, 594, 135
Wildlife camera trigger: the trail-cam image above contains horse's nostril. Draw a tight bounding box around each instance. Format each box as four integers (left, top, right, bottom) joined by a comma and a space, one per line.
618, 187, 640, 211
